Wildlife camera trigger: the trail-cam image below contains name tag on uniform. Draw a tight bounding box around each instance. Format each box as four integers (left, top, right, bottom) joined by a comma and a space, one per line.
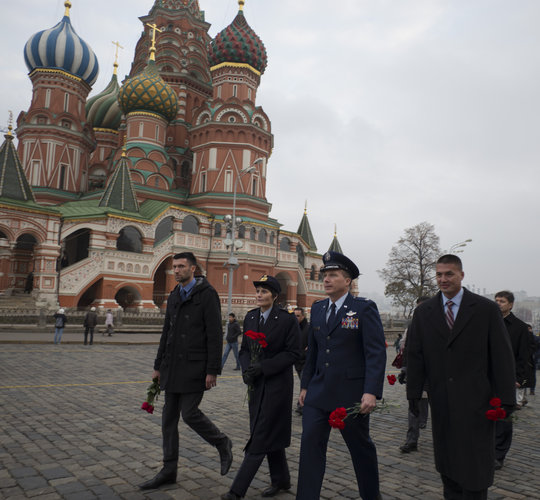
341, 311, 359, 330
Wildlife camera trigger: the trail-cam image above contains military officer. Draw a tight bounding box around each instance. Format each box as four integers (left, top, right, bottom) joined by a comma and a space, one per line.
297, 251, 386, 500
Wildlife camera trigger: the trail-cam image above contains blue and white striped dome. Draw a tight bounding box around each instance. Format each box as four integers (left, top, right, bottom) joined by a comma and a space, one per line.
24, 5, 99, 86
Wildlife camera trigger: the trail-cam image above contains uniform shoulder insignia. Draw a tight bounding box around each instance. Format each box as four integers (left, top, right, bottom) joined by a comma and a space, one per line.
352, 296, 368, 302
313, 298, 326, 305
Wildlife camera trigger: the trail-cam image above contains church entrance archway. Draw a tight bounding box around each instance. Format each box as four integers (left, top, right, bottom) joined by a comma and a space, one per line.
13, 233, 38, 292
153, 257, 172, 308
115, 286, 142, 310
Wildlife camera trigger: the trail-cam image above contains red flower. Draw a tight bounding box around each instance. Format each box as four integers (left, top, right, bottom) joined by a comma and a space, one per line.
486, 409, 499, 421
328, 414, 346, 429
490, 397, 502, 407
387, 374, 397, 385
245, 330, 266, 340
147, 404, 154, 414
495, 407, 506, 419
258, 340, 268, 348
333, 407, 347, 419
141, 401, 149, 410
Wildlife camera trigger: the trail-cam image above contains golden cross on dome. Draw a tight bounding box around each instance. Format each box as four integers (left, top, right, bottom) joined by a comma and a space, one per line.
146, 22, 163, 61
238, 0, 245, 11
6, 111, 13, 137
304, 200, 308, 215
64, 1, 72, 17
334, 223, 337, 237
112, 41, 124, 75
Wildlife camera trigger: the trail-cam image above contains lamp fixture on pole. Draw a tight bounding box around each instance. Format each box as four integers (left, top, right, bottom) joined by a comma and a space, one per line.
225, 158, 264, 316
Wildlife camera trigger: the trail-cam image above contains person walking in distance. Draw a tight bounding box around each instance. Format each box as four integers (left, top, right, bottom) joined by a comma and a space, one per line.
139, 252, 233, 490
222, 313, 242, 370
83, 307, 98, 345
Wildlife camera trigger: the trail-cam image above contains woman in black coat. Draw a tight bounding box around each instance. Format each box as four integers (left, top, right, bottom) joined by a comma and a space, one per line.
222, 275, 300, 500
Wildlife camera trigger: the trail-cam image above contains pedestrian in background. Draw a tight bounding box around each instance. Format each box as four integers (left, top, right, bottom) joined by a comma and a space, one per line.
222, 313, 241, 370
83, 306, 98, 345
105, 309, 114, 336
53, 308, 67, 344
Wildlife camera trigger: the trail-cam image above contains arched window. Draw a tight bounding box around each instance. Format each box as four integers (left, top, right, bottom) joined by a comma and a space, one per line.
181, 161, 190, 178
258, 229, 267, 243
182, 215, 199, 234
310, 265, 317, 280
269, 232, 275, 245
319, 268, 324, 282
15, 233, 38, 250
280, 237, 291, 251
238, 225, 246, 239
297, 244, 305, 267
117, 226, 143, 253
214, 222, 222, 237
154, 217, 174, 246
250, 227, 256, 240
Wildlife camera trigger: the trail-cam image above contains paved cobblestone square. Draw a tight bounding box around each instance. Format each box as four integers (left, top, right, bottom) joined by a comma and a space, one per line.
1, 343, 538, 499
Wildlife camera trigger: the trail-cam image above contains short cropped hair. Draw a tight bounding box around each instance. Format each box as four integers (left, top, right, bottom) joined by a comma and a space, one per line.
294, 307, 305, 315
495, 290, 514, 303
173, 252, 197, 266
437, 254, 463, 270
229, 312, 236, 318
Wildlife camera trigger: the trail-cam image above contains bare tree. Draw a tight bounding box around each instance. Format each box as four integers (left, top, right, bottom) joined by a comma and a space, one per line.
378, 222, 441, 317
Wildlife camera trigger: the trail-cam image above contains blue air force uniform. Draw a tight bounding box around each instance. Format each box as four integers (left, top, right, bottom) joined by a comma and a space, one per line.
296, 252, 386, 500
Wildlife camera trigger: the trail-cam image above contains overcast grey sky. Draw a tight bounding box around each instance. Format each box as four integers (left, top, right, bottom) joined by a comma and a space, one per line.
1, 0, 539, 298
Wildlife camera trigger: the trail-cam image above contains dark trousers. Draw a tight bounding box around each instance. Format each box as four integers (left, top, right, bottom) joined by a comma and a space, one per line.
162, 391, 226, 469
230, 449, 290, 497
84, 327, 94, 345
297, 405, 380, 500
405, 397, 429, 445
495, 419, 513, 462
441, 474, 487, 500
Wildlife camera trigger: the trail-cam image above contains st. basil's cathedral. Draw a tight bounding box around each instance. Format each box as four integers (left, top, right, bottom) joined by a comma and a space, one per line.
0, 0, 345, 314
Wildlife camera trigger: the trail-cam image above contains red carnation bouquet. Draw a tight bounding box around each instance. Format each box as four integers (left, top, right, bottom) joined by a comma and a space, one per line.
141, 377, 160, 414
485, 397, 515, 422
387, 374, 397, 385
328, 399, 396, 429
244, 330, 268, 401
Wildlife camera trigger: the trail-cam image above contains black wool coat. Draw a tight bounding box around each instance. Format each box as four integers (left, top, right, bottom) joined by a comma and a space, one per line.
503, 312, 531, 386
407, 289, 515, 491
154, 277, 223, 393
239, 305, 300, 454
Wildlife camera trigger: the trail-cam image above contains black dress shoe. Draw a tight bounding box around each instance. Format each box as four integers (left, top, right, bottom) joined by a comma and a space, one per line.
139, 469, 176, 490
494, 459, 504, 470
218, 437, 233, 475
261, 482, 291, 497
221, 492, 242, 499
399, 443, 418, 453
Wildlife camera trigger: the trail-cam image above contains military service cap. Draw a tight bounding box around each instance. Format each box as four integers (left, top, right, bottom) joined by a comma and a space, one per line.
253, 274, 281, 294
320, 251, 361, 280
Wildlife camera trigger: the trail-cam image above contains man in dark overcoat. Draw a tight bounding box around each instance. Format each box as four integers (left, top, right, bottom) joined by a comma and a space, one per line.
222, 275, 300, 500
493, 290, 530, 469
297, 251, 386, 500
140, 252, 233, 490
407, 254, 515, 500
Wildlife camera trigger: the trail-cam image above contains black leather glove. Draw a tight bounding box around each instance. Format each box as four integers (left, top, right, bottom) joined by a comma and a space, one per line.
246, 363, 263, 379
398, 369, 406, 385
409, 399, 420, 417
242, 371, 254, 385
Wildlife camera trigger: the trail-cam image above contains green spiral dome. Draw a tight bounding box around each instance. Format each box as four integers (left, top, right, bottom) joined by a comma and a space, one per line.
118, 60, 178, 122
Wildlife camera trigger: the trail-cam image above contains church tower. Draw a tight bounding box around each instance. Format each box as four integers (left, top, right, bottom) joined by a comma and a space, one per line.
16, 1, 99, 203
189, 0, 273, 220
130, 0, 213, 191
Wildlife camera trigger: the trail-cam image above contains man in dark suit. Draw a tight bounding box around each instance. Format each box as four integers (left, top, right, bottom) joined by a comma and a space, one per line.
139, 252, 233, 490
407, 255, 515, 500
493, 290, 530, 469
297, 251, 386, 500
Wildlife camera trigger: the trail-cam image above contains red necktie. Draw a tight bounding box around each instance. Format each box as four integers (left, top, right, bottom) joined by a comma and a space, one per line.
446, 300, 455, 329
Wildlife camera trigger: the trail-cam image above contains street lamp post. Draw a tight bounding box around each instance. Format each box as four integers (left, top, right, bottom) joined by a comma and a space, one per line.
449, 239, 473, 254
224, 158, 263, 317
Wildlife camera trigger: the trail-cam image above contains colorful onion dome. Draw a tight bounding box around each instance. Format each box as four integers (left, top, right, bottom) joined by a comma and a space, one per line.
155, 0, 201, 16
23, 2, 99, 86
208, 4, 267, 75
117, 60, 178, 122
86, 73, 122, 130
